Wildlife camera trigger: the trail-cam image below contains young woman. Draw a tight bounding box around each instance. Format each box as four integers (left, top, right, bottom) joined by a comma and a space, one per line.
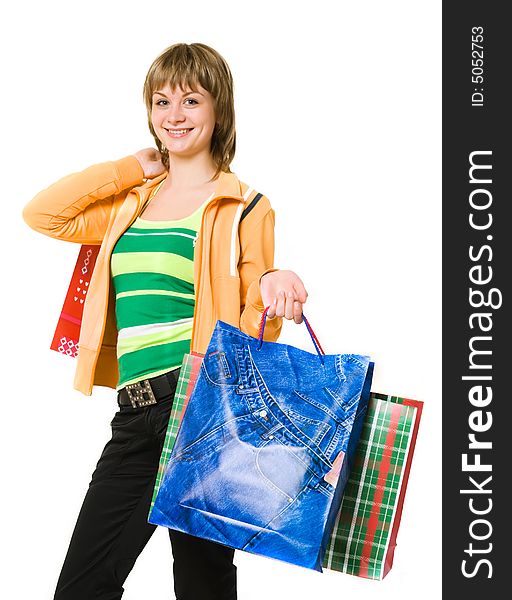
22, 42, 308, 600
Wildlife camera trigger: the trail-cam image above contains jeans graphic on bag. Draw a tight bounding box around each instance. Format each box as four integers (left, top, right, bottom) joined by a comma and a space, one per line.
150, 320, 373, 571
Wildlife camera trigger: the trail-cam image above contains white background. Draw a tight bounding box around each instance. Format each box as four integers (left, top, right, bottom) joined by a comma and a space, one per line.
2, 1, 441, 598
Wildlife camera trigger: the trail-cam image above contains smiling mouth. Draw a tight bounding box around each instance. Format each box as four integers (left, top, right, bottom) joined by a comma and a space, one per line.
165, 128, 194, 137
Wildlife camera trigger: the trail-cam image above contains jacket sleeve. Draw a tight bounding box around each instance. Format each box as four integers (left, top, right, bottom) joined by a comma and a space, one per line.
239, 200, 283, 341
22, 155, 145, 244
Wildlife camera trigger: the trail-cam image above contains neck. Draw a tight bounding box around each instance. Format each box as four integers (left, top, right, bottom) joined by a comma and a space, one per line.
164, 150, 218, 190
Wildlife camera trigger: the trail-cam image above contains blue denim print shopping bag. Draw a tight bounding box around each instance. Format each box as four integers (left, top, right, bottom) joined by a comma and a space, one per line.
150, 310, 374, 571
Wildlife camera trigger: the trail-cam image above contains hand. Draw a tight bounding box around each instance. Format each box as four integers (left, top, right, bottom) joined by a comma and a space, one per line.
259, 270, 308, 324
133, 148, 166, 179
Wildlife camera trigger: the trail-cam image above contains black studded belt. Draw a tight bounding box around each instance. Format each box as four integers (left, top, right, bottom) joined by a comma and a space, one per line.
117, 368, 180, 408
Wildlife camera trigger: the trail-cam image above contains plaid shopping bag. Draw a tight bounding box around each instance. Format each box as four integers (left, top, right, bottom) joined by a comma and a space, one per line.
150, 351, 204, 513
150, 360, 422, 579
50, 244, 100, 357
323, 394, 423, 580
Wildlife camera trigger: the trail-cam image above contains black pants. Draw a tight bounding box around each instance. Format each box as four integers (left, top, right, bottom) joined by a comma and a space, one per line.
54, 369, 237, 600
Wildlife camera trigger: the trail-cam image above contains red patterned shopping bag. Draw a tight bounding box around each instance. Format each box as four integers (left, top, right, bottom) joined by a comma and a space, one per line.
50, 244, 100, 357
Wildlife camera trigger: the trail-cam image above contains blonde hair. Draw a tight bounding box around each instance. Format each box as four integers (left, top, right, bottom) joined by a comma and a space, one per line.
143, 43, 236, 181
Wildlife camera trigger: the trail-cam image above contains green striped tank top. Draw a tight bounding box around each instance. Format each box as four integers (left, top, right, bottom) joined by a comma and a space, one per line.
111, 187, 213, 390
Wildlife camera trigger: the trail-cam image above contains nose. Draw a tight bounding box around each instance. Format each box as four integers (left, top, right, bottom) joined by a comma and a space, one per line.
165, 101, 186, 125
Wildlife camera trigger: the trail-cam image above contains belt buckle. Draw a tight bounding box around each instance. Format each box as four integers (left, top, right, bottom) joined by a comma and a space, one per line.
125, 379, 157, 408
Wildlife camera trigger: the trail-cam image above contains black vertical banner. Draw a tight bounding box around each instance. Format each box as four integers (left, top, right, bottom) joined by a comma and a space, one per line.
443, 3, 509, 597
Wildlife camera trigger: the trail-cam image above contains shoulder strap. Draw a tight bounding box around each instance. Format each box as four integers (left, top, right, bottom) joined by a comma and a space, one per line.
240, 192, 263, 223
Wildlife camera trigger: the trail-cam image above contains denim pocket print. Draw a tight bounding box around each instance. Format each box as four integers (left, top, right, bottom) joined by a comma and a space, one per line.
172, 414, 253, 462
170, 424, 316, 526
202, 349, 239, 387
282, 407, 331, 447
255, 438, 317, 501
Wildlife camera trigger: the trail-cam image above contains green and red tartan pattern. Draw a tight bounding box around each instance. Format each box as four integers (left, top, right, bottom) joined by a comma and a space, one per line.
149, 352, 203, 513
149, 356, 423, 581
322, 394, 423, 579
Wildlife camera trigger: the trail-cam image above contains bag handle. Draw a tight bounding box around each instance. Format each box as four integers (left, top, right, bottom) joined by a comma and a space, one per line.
257, 306, 325, 364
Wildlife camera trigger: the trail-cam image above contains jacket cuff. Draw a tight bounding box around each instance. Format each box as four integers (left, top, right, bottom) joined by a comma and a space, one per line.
114, 156, 145, 191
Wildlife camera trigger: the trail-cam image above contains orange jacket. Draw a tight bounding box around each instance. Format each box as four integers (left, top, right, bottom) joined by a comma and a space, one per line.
22, 155, 283, 396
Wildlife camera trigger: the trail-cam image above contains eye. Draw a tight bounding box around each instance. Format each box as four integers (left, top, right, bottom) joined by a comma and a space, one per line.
153, 98, 198, 107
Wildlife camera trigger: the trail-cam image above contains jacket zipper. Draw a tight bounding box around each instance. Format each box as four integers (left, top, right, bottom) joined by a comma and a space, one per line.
190, 193, 246, 351
95, 188, 146, 364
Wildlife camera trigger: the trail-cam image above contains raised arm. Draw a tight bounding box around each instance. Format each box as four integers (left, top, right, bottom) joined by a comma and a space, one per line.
22, 155, 145, 244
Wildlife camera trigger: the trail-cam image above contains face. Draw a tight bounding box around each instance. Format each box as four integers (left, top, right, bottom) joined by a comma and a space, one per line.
151, 82, 217, 160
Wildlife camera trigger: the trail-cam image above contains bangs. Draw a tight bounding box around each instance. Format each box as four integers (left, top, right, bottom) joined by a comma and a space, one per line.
149, 70, 202, 97
144, 45, 216, 106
